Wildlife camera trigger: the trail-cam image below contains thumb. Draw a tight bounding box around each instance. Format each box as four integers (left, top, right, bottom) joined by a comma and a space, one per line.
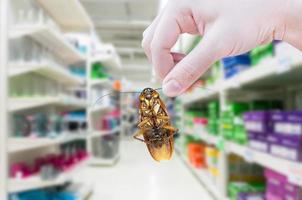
162, 31, 222, 97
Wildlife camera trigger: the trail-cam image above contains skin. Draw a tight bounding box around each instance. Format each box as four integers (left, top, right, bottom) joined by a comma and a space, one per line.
142, 0, 302, 97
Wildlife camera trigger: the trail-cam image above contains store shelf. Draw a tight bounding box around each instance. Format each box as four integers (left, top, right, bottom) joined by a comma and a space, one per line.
197, 132, 302, 187
88, 154, 120, 166
176, 146, 223, 200
90, 126, 120, 138
9, 62, 84, 86
9, 159, 88, 193
9, 96, 86, 112
8, 133, 88, 153
91, 54, 121, 70
226, 142, 302, 187
68, 183, 93, 200
89, 104, 112, 114
223, 54, 302, 90
90, 79, 112, 88
35, 0, 93, 31
10, 25, 85, 64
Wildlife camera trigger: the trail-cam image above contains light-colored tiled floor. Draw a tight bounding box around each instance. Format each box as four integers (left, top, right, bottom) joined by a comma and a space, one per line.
76, 141, 213, 200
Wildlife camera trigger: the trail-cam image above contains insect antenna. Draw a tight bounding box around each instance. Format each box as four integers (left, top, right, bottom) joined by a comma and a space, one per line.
154, 85, 215, 93
91, 90, 141, 107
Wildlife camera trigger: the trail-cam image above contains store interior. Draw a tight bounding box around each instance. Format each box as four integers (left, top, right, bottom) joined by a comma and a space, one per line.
1, 0, 302, 200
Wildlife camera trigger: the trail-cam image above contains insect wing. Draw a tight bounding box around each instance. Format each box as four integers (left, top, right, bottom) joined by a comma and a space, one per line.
144, 131, 174, 162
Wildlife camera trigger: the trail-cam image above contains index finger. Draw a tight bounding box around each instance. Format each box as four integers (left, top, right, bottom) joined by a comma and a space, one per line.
150, 14, 181, 81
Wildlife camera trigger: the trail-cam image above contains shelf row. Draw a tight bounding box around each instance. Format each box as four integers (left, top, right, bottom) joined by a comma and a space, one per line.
9, 62, 85, 86
9, 96, 87, 112
181, 53, 302, 105
34, 0, 93, 31
176, 146, 224, 200
189, 131, 302, 187
10, 25, 86, 64
88, 153, 120, 166
9, 158, 89, 193
9, 133, 88, 153
90, 126, 121, 138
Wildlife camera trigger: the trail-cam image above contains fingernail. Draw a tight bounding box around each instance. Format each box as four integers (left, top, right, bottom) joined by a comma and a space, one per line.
163, 79, 182, 97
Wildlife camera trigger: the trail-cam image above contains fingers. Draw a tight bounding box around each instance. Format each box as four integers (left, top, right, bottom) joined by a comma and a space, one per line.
150, 15, 182, 81
141, 8, 166, 62
162, 31, 221, 97
171, 52, 186, 63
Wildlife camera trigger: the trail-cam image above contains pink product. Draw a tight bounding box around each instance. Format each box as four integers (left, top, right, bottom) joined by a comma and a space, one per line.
284, 182, 302, 200
193, 118, 208, 125
10, 163, 32, 178
265, 192, 283, 200
272, 112, 302, 138
244, 111, 273, 134
265, 169, 287, 198
194, 117, 208, 133
10, 150, 88, 179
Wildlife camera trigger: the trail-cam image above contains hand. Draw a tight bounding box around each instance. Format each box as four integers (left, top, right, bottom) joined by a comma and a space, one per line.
142, 0, 295, 97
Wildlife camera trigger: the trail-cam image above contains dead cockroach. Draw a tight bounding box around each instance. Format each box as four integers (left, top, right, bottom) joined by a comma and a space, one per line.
93, 84, 213, 162
133, 87, 177, 162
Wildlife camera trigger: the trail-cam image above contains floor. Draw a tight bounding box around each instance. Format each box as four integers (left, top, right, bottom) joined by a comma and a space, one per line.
76, 141, 214, 200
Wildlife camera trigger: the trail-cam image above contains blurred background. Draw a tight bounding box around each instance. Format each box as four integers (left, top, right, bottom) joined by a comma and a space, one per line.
1, 0, 302, 200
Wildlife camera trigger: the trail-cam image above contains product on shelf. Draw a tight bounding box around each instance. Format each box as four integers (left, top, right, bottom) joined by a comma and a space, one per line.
222, 53, 251, 79
91, 62, 108, 79
228, 155, 264, 183
244, 110, 302, 161
12, 112, 87, 138
207, 101, 220, 135
265, 168, 302, 200
70, 66, 86, 78
250, 43, 274, 66
228, 182, 265, 200
205, 146, 220, 178
221, 102, 249, 143
10, 141, 88, 180
187, 142, 207, 168
93, 133, 119, 159
9, 182, 88, 200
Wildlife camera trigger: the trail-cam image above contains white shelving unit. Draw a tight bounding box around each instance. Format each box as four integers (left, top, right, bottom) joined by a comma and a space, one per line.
1, 0, 93, 199
176, 146, 225, 200
35, 0, 93, 31
179, 41, 302, 199
10, 25, 85, 64
86, 43, 122, 166
9, 62, 85, 86
8, 133, 88, 153
9, 159, 89, 193
9, 96, 87, 112
88, 153, 120, 166
90, 126, 120, 138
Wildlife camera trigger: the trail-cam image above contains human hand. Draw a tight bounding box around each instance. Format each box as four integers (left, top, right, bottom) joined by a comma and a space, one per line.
142, 0, 291, 97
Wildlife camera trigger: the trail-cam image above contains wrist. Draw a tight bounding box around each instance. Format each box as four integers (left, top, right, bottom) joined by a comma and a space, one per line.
282, 0, 302, 50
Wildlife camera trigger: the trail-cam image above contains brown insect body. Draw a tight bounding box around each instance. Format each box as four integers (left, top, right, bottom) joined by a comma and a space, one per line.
133, 88, 177, 161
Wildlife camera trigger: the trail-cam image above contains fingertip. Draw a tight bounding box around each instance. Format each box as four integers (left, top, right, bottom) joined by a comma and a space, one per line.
162, 79, 182, 97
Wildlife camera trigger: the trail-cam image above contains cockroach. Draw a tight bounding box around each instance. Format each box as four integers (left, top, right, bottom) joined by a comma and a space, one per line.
93, 84, 213, 162
133, 87, 177, 162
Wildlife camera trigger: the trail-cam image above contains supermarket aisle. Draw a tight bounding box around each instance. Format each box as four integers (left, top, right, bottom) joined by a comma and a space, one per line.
76, 141, 213, 200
